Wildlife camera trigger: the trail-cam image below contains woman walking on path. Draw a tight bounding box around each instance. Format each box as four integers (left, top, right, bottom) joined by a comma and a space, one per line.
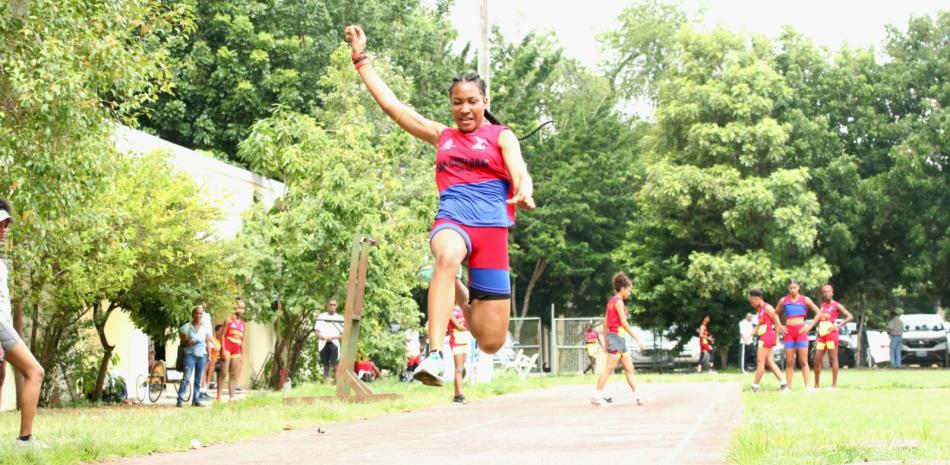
747, 288, 787, 392
448, 305, 470, 403
345, 25, 535, 386
774, 279, 821, 392
591, 272, 645, 406
696, 314, 715, 373
813, 284, 853, 390
583, 324, 601, 375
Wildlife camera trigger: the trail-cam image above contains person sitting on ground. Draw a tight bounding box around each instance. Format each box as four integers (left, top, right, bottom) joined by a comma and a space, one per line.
355, 354, 382, 382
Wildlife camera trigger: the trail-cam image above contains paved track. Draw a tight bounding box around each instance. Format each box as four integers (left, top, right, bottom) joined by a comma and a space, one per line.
109, 381, 742, 465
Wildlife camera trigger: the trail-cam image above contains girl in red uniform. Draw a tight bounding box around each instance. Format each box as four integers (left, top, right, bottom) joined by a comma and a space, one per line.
747, 288, 787, 392
448, 305, 470, 403
217, 300, 246, 401
774, 279, 821, 392
592, 272, 645, 406
813, 284, 853, 390
696, 314, 715, 373
345, 25, 535, 386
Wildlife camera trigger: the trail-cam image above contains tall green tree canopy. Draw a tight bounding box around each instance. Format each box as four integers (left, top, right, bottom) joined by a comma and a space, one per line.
140, 0, 461, 160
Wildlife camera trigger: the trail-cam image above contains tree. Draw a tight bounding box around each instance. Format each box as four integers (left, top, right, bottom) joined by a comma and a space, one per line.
140, 0, 460, 160
233, 48, 432, 386
615, 27, 833, 353
507, 59, 646, 333
0, 0, 191, 401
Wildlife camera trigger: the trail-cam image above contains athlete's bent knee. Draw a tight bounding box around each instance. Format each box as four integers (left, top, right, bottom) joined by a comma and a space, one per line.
477, 337, 505, 354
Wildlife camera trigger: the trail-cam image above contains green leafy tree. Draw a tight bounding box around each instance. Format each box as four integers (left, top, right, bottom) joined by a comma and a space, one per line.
141, 0, 460, 160
0, 0, 191, 399
234, 48, 431, 386
615, 27, 832, 353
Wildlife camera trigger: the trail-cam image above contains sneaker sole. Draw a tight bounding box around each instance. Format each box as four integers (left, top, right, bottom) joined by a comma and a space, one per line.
412, 371, 444, 386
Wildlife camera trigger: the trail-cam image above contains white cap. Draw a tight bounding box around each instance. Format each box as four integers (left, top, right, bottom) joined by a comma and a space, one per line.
0, 210, 10, 223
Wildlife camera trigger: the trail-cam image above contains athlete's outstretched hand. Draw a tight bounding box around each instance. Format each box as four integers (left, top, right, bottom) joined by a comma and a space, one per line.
344, 25, 366, 57
508, 185, 536, 210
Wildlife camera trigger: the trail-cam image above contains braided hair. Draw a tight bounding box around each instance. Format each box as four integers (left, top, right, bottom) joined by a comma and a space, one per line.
448, 72, 502, 125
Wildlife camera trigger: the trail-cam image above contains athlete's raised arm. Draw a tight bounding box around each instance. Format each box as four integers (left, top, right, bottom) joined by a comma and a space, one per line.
345, 25, 446, 146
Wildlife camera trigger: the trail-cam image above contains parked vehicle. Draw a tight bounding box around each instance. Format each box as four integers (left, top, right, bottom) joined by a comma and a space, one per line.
899, 314, 950, 367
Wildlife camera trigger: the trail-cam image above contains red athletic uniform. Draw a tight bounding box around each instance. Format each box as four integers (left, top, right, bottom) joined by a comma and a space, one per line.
223, 319, 245, 358
430, 124, 514, 299
781, 295, 809, 349
756, 303, 777, 349
816, 301, 840, 349
604, 296, 627, 356
447, 306, 469, 348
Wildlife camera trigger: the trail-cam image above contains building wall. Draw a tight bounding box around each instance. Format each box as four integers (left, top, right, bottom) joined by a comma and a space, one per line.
114, 125, 285, 391
0, 126, 285, 411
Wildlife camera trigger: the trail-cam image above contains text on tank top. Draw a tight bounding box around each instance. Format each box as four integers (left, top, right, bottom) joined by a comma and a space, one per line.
434, 124, 515, 227
225, 320, 245, 347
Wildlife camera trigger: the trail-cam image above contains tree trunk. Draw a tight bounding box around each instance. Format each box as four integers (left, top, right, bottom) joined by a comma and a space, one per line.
514, 258, 546, 343
92, 302, 116, 402
287, 332, 309, 382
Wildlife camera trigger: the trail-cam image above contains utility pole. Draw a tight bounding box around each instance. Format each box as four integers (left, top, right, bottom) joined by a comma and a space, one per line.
479, 0, 490, 109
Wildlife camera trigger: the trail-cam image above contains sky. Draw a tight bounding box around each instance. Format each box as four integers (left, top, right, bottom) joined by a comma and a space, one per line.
447, 0, 947, 71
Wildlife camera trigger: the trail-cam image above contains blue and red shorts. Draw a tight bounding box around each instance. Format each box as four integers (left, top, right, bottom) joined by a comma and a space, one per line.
783, 324, 808, 349
431, 218, 510, 300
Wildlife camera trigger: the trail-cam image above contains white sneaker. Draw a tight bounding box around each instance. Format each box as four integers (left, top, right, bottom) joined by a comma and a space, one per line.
806, 386, 819, 393
780, 387, 791, 394
590, 397, 610, 407
15, 437, 50, 449
825, 386, 838, 392
412, 352, 445, 386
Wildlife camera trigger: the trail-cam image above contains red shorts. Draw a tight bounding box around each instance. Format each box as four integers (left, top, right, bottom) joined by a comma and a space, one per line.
758, 330, 777, 349
816, 326, 839, 349
223, 341, 242, 358
431, 219, 510, 299
783, 324, 808, 349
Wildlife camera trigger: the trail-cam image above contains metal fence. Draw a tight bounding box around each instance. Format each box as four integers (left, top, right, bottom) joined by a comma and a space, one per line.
508, 317, 543, 371
552, 317, 602, 374
551, 317, 701, 374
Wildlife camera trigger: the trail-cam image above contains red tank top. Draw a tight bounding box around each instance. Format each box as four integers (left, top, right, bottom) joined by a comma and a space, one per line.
818, 301, 839, 322
447, 306, 467, 337
605, 295, 623, 334
757, 304, 774, 332
224, 319, 245, 348
434, 124, 515, 226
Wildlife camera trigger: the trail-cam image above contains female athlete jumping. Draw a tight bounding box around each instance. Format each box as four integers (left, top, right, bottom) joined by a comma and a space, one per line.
345, 25, 535, 386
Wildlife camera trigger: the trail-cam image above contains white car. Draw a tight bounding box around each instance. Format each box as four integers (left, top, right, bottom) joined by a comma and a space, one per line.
899, 314, 950, 367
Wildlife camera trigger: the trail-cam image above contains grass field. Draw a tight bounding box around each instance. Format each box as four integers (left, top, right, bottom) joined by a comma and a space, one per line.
1, 368, 948, 464
728, 368, 950, 465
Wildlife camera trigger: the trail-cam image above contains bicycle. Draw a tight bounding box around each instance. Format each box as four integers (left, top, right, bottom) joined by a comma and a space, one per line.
135, 360, 191, 403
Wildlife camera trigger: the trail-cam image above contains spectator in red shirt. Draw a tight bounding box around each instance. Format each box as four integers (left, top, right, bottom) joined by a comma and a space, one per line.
355, 355, 382, 382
